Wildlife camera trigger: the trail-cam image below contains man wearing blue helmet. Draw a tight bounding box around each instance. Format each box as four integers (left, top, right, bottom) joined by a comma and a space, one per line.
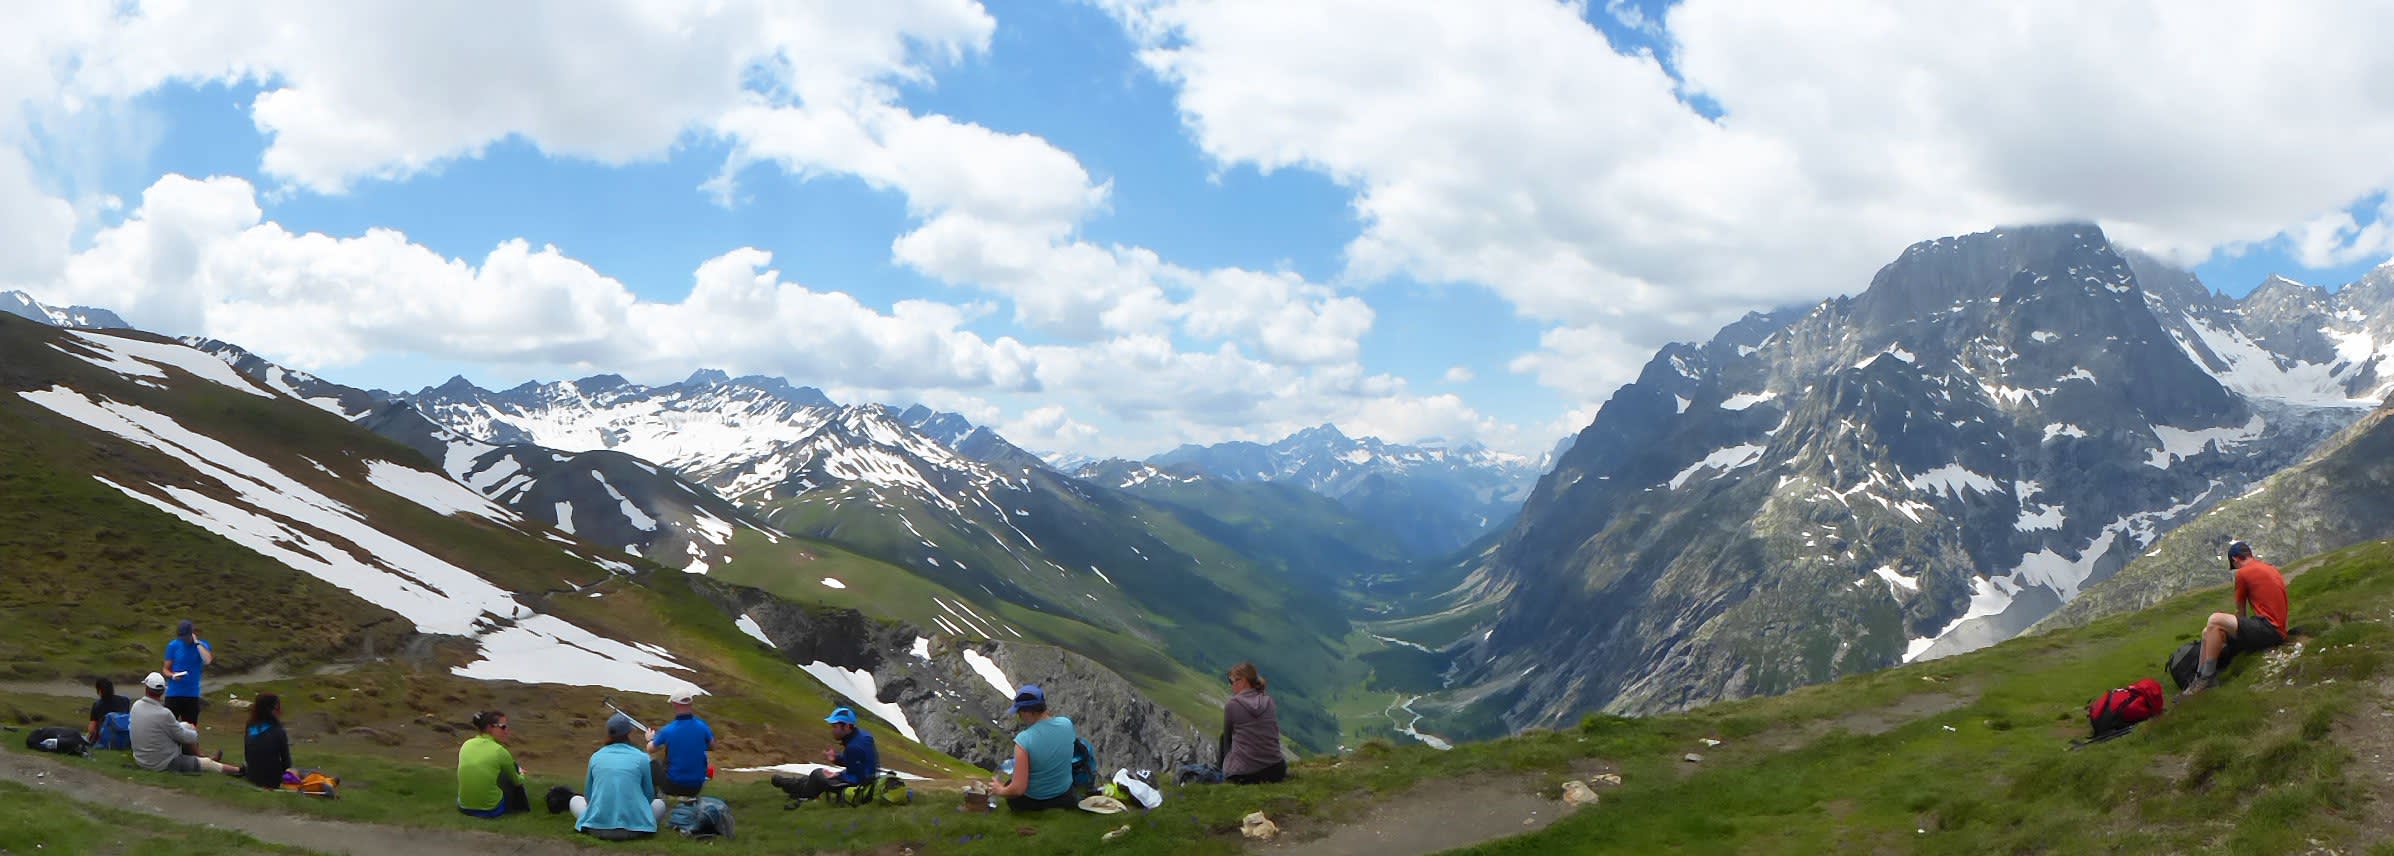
770, 706, 879, 803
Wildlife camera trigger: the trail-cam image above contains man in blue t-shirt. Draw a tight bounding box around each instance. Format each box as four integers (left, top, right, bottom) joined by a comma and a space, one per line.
646, 690, 712, 797
769, 707, 881, 804
161, 620, 213, 725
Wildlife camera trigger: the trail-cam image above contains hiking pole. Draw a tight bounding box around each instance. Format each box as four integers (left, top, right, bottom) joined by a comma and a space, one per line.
602, 697, 650, 733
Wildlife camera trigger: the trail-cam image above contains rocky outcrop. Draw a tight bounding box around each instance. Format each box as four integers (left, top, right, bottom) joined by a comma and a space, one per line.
692, 578, 1208, 773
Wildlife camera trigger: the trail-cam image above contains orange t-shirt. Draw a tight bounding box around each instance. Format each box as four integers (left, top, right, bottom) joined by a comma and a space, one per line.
2235, 559, 2289, 632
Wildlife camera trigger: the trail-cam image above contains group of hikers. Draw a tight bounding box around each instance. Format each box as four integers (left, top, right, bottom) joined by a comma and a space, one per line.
76, 620, 312, 791
74, 617, 1294, 842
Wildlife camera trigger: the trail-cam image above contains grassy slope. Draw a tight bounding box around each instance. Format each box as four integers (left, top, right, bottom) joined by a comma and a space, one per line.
0, 320, 976, 778
16, 541, 2391, 854
0, 779, 311, 855
757, 478, 1363, 751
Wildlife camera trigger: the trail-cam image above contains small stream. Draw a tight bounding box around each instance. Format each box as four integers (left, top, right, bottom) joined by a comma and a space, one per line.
1384, 694, 1453, 750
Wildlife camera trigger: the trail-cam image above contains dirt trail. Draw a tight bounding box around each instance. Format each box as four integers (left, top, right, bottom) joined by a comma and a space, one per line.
0, 660, 363, 698
0, 749, 598, 856
1261, 775, 1570, 856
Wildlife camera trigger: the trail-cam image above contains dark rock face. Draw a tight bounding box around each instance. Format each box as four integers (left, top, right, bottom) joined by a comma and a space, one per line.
1448, 225, 2387, 730
694, 579, 1209, 773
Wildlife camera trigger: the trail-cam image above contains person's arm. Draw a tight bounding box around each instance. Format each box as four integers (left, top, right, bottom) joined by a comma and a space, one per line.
2235, 572, 2250, 619
991, 744, 1033, 797
173, 719, 198, 747
1218, 704, 1234, 768
271, 726, 293, 778
197, 640, 214, 666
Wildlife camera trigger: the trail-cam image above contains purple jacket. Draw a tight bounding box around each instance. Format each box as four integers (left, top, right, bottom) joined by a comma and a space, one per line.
1218, 689, 1285, 776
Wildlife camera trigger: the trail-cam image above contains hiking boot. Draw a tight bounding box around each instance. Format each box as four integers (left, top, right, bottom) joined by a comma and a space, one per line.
2179, 675, 2213, 700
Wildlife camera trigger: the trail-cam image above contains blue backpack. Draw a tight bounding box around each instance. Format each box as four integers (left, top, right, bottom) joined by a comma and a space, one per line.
666, 796, 734, 839
95, 712, 132, 750
1070, 737, 1098, 794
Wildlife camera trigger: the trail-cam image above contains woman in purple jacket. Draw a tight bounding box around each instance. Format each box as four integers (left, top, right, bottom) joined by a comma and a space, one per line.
1220, 662, 1287, 784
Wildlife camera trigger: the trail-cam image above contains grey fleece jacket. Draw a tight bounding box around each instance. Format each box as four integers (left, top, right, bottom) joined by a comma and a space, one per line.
131, 695, 196, 771
1218, 689, 1285, 776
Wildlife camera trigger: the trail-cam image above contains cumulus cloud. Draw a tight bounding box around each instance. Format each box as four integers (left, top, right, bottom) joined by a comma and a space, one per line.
69, 1, 998, 194
1105, 0, 2394, 404
1442, 365, 1474, 384
31, 172, 1491, 458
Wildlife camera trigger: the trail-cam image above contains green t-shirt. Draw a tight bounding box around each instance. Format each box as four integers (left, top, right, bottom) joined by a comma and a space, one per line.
1014, 715, 1077, 800
457, 734, 519, 810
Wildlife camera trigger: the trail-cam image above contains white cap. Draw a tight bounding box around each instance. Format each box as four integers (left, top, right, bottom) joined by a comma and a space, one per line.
142, 672, 167, 691
668, 690, 696, 706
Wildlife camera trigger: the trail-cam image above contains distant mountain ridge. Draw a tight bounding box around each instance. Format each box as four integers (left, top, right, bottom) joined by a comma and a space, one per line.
3, 290, 128, 330
1425, 224, 2392, 735
1147, 423, 1548, 558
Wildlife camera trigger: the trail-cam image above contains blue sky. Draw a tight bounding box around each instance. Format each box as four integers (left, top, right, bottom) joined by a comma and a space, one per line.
11, 1, 2394, 457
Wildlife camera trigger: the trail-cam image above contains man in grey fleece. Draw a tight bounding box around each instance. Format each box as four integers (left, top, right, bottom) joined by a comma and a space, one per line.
1219, 662, 1286, 784
131, 672, 241, 777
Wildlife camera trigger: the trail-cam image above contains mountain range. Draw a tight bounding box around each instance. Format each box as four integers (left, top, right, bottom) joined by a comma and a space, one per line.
1417, 224, 2393, 736
1146, 424, 1547, 558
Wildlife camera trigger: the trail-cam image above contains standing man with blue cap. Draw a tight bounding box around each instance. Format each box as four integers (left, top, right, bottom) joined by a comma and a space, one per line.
990, 684, 1078, 812
646, 690, 713, 797
770, 706, 880, 804
161, 619, 213, 726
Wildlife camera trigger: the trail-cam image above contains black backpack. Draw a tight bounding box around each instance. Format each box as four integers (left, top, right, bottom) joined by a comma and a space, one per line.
2167, 639, 2238, 691
25, 726, 89, 755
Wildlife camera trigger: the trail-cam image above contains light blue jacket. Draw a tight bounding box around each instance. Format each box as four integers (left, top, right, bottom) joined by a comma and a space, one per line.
578, 743, 659, 833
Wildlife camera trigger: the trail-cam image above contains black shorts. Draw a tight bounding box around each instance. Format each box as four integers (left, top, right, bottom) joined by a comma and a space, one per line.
2228, 616, 2285, 655
1007, 791, 1078, 812
164, 696, 202, 724
1227, 761, 1287, 784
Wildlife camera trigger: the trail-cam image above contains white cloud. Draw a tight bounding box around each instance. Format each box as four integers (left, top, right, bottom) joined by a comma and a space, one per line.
2290, 195, 2394, 269
1106, 0, 2394, 403
1442, 365, 1474, 384
32, 173, 1509, 458
71, 1, 998, 194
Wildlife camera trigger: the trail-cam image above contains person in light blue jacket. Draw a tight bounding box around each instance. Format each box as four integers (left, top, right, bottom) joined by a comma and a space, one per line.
570, 713, 668, 840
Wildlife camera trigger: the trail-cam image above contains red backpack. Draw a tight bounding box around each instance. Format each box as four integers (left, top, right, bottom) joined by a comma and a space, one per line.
2086, 678, 2164, 738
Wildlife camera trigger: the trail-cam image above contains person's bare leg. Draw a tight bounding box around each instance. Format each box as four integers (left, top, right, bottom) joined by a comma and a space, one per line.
2201, 613, 2235, 664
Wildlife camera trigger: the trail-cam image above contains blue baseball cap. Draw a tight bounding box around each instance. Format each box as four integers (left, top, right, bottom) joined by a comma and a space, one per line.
824, 707, 857, 725
1010, 684, 1046, 714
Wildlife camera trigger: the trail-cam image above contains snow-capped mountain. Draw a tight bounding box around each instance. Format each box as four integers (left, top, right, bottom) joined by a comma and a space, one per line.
185, 343, 769, 576
1435, 224, 2390, 731
1148, 424, 1547, 557
404, 371, 1361, 749
3, 290, 129, 330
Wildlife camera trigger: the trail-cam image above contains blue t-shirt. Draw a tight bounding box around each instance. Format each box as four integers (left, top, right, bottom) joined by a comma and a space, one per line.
163, 638, 209, 697
578, 743, 660, 833
651, 714, 713, 786
1013, 715, 1076, 800
834, 728, 879, 785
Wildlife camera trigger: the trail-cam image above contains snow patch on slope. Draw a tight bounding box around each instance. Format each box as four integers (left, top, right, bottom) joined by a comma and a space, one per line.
21, 387, 698, 695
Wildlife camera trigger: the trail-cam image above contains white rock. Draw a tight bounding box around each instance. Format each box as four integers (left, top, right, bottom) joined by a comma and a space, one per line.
1562, 781, 1600, 808
1683, 753, 1704, 763
1591, 772, 1623, 786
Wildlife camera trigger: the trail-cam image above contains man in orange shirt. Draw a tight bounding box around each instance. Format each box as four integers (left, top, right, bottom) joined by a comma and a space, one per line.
2186, 541, 2288, 696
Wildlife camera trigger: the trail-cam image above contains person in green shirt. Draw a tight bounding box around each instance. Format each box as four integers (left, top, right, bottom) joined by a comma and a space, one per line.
457, 710, 529, 818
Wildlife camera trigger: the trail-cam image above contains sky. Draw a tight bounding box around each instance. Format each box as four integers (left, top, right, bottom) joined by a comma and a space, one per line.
4, 1, 2393, 459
